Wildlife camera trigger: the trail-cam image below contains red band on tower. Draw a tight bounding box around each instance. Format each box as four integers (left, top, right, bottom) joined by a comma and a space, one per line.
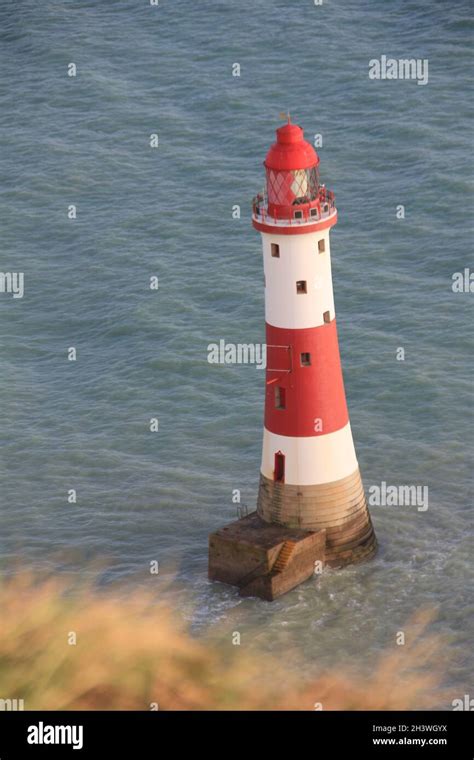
265, 321, 349, 438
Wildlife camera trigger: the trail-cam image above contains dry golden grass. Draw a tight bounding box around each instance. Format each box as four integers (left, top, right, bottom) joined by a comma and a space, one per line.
0, 574, 446, 710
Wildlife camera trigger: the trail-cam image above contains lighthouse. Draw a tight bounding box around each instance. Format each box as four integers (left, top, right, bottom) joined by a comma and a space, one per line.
208, 120, 377, 599
253, 120, 377, 567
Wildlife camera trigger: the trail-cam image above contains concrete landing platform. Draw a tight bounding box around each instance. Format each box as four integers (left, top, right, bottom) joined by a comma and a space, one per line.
208, 512, 326, 601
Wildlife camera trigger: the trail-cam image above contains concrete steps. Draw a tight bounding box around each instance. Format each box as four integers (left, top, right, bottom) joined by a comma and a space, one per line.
272, 540, 297, 572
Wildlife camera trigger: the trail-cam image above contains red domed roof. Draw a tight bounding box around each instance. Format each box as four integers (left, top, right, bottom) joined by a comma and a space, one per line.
264, 122, 319, 171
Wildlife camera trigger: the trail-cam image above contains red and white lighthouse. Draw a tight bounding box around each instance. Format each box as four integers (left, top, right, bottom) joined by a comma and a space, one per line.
252, 120, 377, 567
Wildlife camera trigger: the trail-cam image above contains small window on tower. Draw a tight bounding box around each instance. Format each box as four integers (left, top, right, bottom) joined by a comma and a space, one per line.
296, 280, 307, 294
294, 210, 303, 220
318, 239, 325, 253
271, 243, 280, 258
310, 207, 318, 218
274, 386, 286, 410
323, 310, 331, 323
300, 352, 311, 367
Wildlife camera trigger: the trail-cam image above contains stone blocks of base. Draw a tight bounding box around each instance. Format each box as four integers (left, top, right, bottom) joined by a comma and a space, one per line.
208, 512, 326, 601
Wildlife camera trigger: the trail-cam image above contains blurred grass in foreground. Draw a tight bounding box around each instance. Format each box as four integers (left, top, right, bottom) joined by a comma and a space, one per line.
0, 574, 446, 710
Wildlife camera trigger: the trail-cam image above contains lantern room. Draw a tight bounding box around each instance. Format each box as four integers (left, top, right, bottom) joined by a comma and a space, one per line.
252, 119, 337, 230
265, 122, 321, 220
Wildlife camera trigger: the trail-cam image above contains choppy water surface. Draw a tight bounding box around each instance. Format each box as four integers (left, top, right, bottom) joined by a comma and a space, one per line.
0, 1, 472, 699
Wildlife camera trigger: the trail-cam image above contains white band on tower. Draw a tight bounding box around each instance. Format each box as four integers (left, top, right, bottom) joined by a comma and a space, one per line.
260, 422, 358, 486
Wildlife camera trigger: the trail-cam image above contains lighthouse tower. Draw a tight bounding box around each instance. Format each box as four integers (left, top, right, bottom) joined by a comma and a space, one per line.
252, 120, 377, 567
208, 120, 376, 600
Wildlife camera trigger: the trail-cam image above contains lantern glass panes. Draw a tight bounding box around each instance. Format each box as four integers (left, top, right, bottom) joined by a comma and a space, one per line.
267, 167, 319, 206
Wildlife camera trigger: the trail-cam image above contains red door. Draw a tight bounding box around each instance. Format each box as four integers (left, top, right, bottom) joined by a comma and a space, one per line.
274, 452, 285, 483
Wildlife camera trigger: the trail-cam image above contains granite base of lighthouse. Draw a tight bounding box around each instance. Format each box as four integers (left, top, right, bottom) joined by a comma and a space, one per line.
257, 470, 378, 568
208, 513, 326, 601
